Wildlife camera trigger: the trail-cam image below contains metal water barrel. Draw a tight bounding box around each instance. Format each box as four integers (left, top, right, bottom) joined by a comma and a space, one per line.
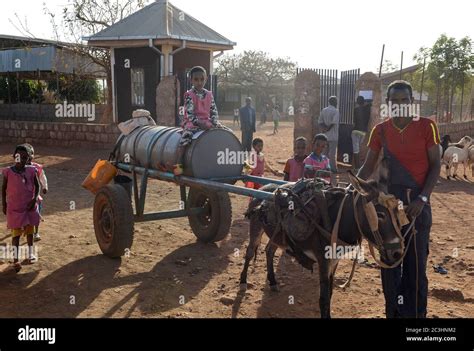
114, 126, 244, 179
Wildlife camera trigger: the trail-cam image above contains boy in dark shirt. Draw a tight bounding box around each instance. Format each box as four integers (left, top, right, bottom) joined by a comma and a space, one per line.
352, 96, 371, 171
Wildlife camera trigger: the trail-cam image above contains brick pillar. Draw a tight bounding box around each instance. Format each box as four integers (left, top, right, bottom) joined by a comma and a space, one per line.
355, 72, 383, 162
156, 76, 179, 127
294, 70, 321, 155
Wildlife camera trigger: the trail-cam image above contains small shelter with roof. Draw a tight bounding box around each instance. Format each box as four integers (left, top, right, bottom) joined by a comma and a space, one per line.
85, 0, 236, 125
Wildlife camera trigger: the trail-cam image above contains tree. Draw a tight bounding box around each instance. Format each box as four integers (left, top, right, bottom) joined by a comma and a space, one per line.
0, 77, 38, 103
377, 60, 399, 75
44, 0, 148, 119
413, 34, 474, 119
215, 51, 297, 106
47, 78, 101, 103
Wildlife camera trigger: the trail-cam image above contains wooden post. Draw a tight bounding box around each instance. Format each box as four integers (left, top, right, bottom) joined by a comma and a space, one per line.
379, 44, 385, 78
16, 72, 20, 103
399, 51, 404, 80
37, 69, 42, 115
419, 57, 426, 110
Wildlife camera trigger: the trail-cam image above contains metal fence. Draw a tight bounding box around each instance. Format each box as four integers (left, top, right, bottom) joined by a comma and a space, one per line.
296, 68, 338, 112
296, 68, 360, 123
339, 69, 360, 124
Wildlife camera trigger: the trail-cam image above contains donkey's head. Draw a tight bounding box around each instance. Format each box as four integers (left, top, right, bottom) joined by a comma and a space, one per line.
348, 171, 405, 266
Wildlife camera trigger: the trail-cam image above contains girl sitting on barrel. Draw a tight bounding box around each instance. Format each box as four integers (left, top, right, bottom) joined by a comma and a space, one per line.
174, 66, 222, 176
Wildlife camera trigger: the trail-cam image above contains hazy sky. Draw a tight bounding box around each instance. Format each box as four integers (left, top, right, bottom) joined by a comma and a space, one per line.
1, 0, 473, 73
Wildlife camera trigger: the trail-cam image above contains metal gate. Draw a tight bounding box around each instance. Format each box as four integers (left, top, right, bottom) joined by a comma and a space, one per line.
296, 68, 338, 111
339, 69, 361, 124
296, 67, 360, 161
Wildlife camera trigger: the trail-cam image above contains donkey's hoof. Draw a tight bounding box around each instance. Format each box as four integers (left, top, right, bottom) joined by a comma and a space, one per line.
239, 283, 248, 292
270, 284, 279, 292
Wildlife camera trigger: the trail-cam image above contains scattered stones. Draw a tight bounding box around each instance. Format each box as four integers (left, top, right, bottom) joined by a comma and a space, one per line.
219, 296, 234, 306
430, 287, 465, 302
453, 261, 468, 270
69, 235, 77, 239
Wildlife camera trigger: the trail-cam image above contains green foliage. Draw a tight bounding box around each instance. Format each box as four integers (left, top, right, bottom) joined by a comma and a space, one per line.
412, 34, 474, 117
48, 78, 101, 103
0, 77, 41, 103
215, 50, 297, 105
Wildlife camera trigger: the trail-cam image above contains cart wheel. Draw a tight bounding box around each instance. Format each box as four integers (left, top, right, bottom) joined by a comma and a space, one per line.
187, 188, 232, 243
93, 184, 134, 258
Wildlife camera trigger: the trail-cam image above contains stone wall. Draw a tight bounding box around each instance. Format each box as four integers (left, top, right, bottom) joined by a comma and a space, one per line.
0, 120, 120, 149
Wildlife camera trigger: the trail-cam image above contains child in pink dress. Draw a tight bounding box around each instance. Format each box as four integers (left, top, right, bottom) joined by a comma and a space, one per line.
23, 143, 48, 242
244, 138, 281, 190
304, 134, 332, 183
2, 145, 40, 272
283, 137, 308, 182
174, 66, 222, 175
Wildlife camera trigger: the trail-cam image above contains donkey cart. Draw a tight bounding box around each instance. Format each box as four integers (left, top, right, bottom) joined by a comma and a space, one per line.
92, 125, 288, 258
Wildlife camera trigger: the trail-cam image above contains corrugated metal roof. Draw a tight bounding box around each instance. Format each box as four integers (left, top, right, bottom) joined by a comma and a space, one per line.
0, 34, 89, 50
0, 46, 106, 76
86, 0, 235, 47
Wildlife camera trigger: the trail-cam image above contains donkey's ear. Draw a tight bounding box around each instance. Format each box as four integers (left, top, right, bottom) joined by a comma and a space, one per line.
347, 171, 378, 199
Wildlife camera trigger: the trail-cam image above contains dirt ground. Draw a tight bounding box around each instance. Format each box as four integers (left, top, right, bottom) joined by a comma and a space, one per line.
0, 121, 473, 318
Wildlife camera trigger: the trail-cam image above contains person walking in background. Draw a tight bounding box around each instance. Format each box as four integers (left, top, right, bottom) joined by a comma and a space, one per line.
233, 108, 240, 126
260, 103, 270, 125
240, 97, 257, 152
352, 96, 371, 171
318, 96, 340, 173
272, 105, 281, 135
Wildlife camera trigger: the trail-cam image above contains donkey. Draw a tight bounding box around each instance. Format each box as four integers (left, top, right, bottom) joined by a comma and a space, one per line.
239, 172, 405, 318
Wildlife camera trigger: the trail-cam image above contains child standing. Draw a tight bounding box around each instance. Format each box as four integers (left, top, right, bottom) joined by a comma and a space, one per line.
283, 137, 308, 182
23, 143, 48, 242
304, 134, 332, 183
174, 66, 222, 175
244, 138, 281, 190
272, 106, 281, 135
2, 145, 40, 272
233, 108, 240, 126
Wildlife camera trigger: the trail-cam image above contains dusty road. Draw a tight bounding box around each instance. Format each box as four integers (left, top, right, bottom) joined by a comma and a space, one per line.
0, 121, 473, 318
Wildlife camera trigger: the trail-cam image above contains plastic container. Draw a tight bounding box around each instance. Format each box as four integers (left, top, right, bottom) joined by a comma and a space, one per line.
82, 160, 118, 194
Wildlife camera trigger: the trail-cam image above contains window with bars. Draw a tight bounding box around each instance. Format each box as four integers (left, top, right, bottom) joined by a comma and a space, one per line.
131, 68, 145, 106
